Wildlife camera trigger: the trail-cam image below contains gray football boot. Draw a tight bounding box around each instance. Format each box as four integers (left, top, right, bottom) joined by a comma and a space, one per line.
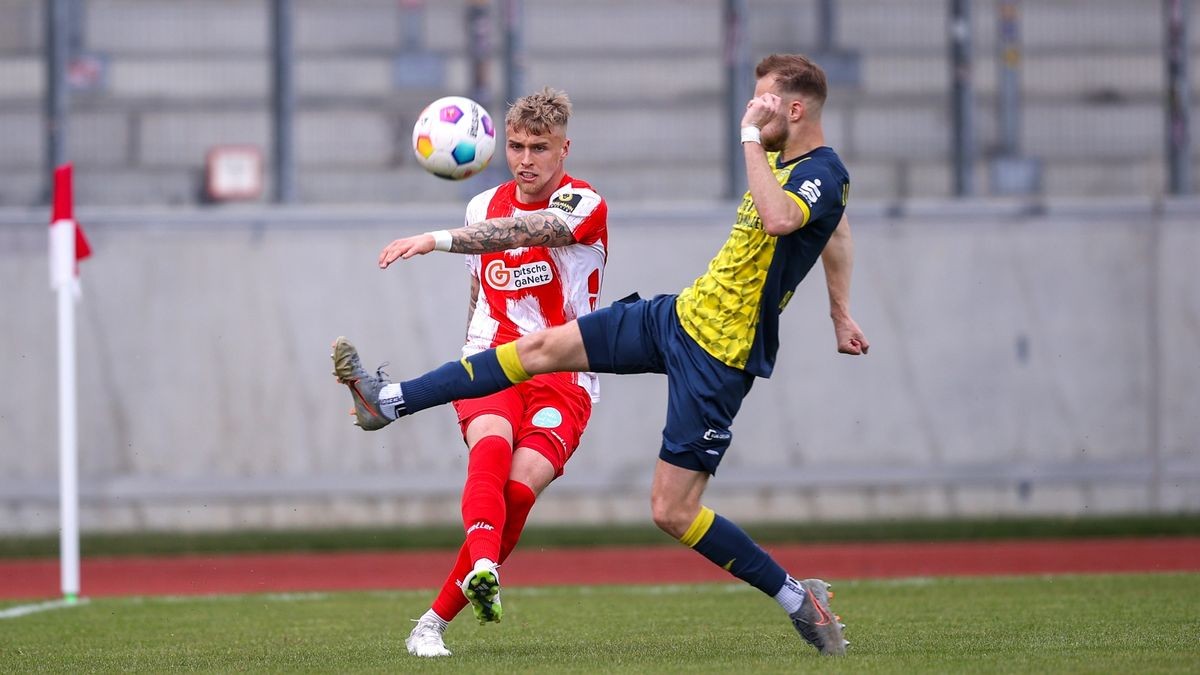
789, 578, 848, 656
330, 336, 401, 430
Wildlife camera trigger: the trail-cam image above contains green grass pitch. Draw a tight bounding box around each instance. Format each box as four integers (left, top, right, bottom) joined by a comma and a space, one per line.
2, 574, 1197, 673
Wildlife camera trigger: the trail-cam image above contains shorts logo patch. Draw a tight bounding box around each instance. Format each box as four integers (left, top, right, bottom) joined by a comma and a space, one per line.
548, 192, 583, 214
703, 429, 732, 442
531, 407, 563, 429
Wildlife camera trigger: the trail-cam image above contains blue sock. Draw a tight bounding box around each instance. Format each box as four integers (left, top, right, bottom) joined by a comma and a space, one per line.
681, 507, 787, 596
400, 349, 523, 415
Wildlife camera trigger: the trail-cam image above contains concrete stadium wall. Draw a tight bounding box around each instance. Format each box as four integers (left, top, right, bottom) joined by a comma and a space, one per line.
1, 200, 1198, 534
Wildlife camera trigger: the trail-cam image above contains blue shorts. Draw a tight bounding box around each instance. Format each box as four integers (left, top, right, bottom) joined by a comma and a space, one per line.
577, 293, 755, 474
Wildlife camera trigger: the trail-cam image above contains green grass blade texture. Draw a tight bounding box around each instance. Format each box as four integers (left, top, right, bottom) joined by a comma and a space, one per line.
2, 573, 1198, 673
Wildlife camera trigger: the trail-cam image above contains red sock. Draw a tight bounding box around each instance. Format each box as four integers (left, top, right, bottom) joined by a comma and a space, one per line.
430, 543, 471, 621
429, 480, 537, 621
461, 435, 511, 565
498, 480, 537, 562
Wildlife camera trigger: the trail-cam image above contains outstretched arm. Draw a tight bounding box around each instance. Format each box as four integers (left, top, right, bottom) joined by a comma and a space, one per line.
822, 214, 869, 355
379, 212, 576, 269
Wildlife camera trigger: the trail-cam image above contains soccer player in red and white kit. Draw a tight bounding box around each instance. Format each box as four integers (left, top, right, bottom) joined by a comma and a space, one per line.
364, 88, 607, 658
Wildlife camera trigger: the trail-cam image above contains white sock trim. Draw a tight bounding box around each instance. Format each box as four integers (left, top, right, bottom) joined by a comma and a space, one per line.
420, 608, 449, 631
377, 382, 404, 420
773, 575, 807, 615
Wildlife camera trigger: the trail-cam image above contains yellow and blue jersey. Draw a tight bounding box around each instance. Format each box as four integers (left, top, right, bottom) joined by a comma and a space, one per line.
675, 146, 849, 378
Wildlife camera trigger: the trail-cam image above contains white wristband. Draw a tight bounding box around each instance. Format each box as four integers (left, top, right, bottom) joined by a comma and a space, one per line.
740, 125, 762, 144
428, 230, 453, 252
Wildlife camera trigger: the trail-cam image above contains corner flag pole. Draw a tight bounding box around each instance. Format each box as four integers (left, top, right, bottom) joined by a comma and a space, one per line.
49, 163, 89, 603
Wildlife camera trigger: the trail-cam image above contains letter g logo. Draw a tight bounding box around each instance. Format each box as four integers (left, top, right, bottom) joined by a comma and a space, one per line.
485, 259, 511, 288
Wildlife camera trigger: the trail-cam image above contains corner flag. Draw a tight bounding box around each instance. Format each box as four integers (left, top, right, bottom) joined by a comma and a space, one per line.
49, 162, 89, 603
49, 163, 91, 287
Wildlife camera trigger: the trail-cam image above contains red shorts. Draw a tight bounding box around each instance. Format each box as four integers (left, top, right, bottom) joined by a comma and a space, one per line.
452, 372, 593, 477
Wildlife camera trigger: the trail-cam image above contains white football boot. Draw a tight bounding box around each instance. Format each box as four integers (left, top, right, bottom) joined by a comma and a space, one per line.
405, 612, 451, 658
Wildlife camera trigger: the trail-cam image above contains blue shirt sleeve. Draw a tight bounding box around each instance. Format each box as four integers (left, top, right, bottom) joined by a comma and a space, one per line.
782, 160, 846, 227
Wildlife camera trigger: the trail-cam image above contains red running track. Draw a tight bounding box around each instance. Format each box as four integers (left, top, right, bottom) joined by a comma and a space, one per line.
2, 537, 1197, 600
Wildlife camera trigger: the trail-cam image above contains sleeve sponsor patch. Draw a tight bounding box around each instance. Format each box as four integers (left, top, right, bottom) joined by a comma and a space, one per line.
796, 178, 823, 206
548, 192, 583, 214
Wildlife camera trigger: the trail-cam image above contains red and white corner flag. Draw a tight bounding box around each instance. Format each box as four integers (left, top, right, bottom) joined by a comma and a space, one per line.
49, 162, 89, 602
49, 163, 91, 292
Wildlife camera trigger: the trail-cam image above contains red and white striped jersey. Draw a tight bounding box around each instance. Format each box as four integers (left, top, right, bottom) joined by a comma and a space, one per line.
461, 174, 608, 401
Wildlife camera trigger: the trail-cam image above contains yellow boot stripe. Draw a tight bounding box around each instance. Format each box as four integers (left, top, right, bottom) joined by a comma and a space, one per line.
679, 506, 716, 548
496, 342, 531, 384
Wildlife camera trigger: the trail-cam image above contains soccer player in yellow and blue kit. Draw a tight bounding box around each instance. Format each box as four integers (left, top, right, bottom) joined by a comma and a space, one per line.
333, 53, 868, 656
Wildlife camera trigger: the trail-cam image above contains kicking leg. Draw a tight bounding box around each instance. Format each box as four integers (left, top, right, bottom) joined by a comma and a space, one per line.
513, 321, 590, 374
331, 323, 589, 429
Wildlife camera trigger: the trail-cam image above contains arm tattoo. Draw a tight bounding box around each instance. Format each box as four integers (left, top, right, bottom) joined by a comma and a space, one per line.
450, 212, 576, 253
465, 276, 479, 338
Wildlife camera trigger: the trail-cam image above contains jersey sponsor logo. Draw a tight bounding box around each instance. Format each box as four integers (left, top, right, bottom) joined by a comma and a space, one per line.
547, 192, 583, 214
703, 429, 731, 442
798, 178, 822, 205
531, 406, 563, 428
484, 259, 554, 290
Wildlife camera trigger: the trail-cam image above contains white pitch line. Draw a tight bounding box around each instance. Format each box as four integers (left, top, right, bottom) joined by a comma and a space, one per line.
0, 597, 90, 619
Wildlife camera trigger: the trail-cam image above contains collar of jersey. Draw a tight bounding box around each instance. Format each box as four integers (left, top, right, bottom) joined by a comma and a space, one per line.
774, 146, 828, 169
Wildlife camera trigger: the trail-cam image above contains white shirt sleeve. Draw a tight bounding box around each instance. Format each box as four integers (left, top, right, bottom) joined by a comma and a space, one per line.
541, 185, 602, 233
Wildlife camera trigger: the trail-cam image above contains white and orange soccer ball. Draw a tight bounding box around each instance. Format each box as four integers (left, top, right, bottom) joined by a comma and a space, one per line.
411, 96, 496, 180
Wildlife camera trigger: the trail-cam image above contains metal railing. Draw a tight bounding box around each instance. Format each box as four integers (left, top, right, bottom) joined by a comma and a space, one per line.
24, 1, 1193, 205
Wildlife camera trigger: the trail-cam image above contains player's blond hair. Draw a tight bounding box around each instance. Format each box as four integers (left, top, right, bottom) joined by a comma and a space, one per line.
755, 54, 828, 107
506, 87, 572, 136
